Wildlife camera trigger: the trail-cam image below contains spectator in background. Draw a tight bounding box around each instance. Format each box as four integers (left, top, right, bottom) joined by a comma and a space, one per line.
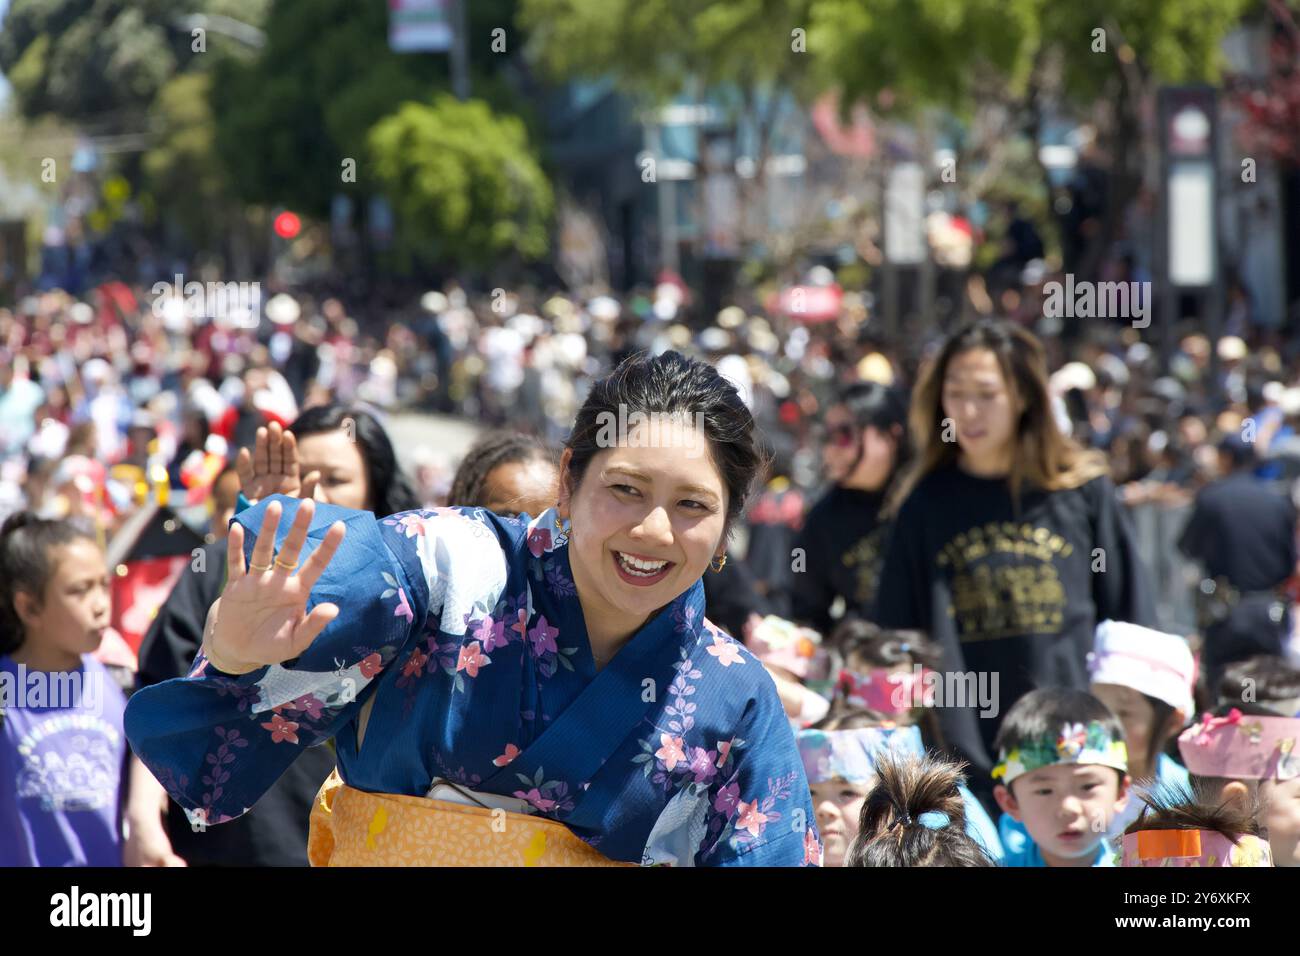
1178, 433, 1298, 692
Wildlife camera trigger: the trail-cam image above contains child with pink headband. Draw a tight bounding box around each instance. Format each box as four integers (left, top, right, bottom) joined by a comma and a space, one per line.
745, 614, 833, 730
1179, 701, 1300, 866
1119, 782, 1272, 867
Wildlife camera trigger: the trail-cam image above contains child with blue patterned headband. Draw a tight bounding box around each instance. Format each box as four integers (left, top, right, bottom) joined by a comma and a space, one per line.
991, 688, 1131, 867
798, 709, 1003, 865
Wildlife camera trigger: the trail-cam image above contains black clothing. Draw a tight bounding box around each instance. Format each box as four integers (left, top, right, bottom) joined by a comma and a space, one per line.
875, 466, 1155, 805
789, 486, 891, 637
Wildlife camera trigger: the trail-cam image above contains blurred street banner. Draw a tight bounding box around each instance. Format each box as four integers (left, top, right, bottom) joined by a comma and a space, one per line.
774, 284, 843, 322
1160, 86, 1218, 289
811, 92, 876, 158
389, 0, 453, 53
884, 162, 926, 265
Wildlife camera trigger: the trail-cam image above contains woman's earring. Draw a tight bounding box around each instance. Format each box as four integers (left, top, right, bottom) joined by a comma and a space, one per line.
710, 553, 727, 573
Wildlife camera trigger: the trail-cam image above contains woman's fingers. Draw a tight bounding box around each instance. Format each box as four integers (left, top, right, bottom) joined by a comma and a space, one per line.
226, 523, 245, 582
273, 498, 314, 572
297, 520, 345, 593
283, 428, 300, 483
249, 499, 281, 571
301, 471, 320, 502
254, 426, 268, 476
234, 446, 254, 492
290, 602, 340, 658
268, 421, 283, 477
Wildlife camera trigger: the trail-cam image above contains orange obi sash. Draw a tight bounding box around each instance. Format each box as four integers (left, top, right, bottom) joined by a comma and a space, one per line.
308, 769, 635, 867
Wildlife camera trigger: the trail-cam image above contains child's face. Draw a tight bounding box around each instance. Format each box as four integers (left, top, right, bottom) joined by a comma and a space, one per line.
995, 765, 1128, 866
811, 778, 872, 867
1090, 683, 1159, 778
17, 540, 111, 662
1261, 777, 1300, 867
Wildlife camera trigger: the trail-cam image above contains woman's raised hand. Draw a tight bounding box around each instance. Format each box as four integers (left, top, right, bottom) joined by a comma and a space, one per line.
202, 498, 345, 675
235, 421, 321, 504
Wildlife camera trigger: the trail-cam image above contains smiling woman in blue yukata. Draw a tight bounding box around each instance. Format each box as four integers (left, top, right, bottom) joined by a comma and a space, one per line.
125, 350, 822, 867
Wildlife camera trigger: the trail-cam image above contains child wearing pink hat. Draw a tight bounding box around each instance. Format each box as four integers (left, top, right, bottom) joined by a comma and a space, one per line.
1119, 782, 1272, 867
1179, 704, 1300, 866
1088, 619, 1195, 838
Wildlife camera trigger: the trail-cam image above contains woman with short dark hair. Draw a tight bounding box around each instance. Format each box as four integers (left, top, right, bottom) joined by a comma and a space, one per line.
126, 352, 821, 867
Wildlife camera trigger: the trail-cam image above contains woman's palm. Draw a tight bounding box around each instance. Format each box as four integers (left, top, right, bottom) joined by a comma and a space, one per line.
206, 498, 345, 673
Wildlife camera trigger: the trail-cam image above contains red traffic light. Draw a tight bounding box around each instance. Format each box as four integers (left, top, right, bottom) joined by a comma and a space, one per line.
273, 211, 301, 239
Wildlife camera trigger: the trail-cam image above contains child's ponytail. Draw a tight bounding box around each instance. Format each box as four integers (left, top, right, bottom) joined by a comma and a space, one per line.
846, 752, 995, 867
0, 512, 98, 656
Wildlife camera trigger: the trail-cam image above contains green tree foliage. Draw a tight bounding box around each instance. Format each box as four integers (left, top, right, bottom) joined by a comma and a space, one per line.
368, 95, 554, 269
0, 0, 268, 122
141, 73, 233, 257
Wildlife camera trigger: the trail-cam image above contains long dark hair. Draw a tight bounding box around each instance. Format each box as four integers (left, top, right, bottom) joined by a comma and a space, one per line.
0, 512, 99, 656
891, 318, 1108, 513
289, 404, 420, 518
563, 350, 769, 534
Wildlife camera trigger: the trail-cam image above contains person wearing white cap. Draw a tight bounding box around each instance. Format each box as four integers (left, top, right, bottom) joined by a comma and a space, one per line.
1087, 620, 1194, 840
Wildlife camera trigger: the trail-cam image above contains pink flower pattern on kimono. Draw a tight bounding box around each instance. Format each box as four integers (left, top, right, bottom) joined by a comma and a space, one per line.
803, 827, 823, 866
516, 787, 557, 812
473, 615, 509, 653
725, 771, 799, 849
456, 641, 491, 678
285, 693, 324, 721
261, 713, 300, 745
382, 513, 428, 539
527, 527, 552, 558
380, 571, 413, 623
655, 734, 686, 771
511, 766, 575, 814
493, 743, 521, 767
713, 781, 740, 815
735, 799, 769, 838
357, 653, 383, 680
528, 616, 559, 658
705, 634, 745, 667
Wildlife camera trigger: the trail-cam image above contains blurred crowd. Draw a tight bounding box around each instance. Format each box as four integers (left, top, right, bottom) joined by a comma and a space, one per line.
4, 266, 1300, 545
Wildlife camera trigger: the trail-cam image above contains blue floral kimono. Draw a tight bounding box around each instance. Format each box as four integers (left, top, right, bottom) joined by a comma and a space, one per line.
124, 496, 820, 867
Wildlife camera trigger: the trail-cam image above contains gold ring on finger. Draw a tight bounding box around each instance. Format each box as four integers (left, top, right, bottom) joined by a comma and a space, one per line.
274, 556, 298, 571
248, 560, 273, 573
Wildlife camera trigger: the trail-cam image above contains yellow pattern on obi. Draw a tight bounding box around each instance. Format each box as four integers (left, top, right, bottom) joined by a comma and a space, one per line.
308, 769, 635, 867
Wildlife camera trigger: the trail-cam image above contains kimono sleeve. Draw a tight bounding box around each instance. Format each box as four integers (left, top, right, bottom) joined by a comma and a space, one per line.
123, 496, 431, 826
1086, 476, 1157, 628
700, 677, 821, 867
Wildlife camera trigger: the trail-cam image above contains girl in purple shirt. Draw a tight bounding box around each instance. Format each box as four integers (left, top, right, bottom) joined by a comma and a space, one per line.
0, 513, 127, 866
